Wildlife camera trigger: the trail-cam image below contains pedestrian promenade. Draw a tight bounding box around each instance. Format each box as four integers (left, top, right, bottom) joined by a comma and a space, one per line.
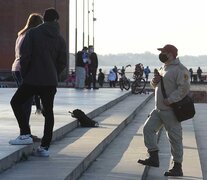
0, 88, 131, 173
0, 88, 206, 179
79, 99, 206, 180
0, 88, 152, 179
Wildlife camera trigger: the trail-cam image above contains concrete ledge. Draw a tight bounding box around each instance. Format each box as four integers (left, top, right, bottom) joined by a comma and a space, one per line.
0, 93, 154, 179
0, 91, 131, 174
52, 91, 131, 142
65, 94, 153, 180
0, 144, 38, 173
142, 118, 203, 179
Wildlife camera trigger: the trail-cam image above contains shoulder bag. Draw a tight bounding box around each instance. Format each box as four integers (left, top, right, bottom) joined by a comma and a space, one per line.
160, 78, 195, 122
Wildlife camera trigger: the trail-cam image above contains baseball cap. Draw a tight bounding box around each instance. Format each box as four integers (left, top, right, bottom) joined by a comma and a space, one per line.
157, 44, 178, 58
43, 8, 59, 22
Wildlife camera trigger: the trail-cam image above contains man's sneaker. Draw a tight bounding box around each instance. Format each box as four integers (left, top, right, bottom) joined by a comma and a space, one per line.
9, 135, 33, 145
36, 146, 49, 157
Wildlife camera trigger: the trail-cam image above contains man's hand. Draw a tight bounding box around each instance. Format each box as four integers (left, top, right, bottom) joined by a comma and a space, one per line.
152, 75, 161, 85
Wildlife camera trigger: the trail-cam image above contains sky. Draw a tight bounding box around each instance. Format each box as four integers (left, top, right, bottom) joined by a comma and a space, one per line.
69, 0, 207, 56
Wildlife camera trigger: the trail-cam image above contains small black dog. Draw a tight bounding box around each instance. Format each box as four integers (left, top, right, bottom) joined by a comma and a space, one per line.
69, 109, 99, 127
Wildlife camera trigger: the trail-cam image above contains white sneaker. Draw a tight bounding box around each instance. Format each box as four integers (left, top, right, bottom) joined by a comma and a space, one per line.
9, 135, 33, 145
36, 146, 49, 157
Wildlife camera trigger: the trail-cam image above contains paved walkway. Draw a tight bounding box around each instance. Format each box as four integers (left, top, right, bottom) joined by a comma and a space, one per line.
79, 99, 207, 180
0, 87, 129, 140
0, 88, 152, 179
0, 88, 206, 179
0, 88, 130, 171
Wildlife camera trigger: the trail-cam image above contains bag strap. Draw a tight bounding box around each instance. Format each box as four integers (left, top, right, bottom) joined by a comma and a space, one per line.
160, 77, 167, 99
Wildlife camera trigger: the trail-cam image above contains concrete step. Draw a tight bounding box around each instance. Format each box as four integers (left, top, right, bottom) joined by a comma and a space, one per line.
145, 117, 203, 179
79, 102, 204, 180
0, 93, 153, 179
0, 88, 130, 174
78, 96, 155, 180
193, 104, 207, 180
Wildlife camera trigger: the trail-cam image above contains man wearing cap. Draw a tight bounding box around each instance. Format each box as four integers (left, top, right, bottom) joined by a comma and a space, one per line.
9, 8, 67, 157
87, 45, 99, 89
138, 44, 190, 176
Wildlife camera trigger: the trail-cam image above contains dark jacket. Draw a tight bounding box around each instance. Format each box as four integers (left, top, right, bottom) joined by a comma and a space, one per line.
75, 51, 85, 67
20, 22, 67, 86
89, 52, 98, 69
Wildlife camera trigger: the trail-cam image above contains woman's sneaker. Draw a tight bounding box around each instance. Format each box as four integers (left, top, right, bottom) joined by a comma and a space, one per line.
36, 146, 49, 157
9, 135, 33, 145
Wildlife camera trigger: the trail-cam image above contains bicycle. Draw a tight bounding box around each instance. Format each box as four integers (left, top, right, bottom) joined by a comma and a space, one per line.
118, 64, 131, 91
131, 63, 146, 94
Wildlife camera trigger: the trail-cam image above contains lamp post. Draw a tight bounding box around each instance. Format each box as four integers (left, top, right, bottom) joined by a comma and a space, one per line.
87, 0, 90, 47
75, 0, 78, 55
66, 0, 70, 75
92, 0, 96, 48
83, 0, 85, 48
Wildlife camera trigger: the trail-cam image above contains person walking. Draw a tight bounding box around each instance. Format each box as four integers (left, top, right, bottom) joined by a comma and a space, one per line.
113, 66, 118, 84
98, 68, 105, 87
9, 8, 67, 157
144, 66, 151, 82
197, 67, 203, 82
11, 13, 43, 139
189, 68, 193, 82
108, 69, 116, 87
87, 45, 99, 89
138, 44, 190, 177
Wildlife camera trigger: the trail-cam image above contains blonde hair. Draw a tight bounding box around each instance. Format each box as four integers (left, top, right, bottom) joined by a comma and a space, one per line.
18, 13, 43, 36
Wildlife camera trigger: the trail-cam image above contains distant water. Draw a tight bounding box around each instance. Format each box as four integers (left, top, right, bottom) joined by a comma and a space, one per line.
99, 64, 207, 81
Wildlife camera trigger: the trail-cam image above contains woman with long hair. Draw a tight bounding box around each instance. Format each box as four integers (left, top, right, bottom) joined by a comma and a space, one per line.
11, 13, 43, 139
12, 13, 43, 86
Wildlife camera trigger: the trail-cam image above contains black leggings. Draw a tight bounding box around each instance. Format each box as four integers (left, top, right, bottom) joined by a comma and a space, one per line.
10, 83, 56, 148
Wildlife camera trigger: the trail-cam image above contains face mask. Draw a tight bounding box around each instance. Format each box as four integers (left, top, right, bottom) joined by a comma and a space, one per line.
159, 53, 168, 63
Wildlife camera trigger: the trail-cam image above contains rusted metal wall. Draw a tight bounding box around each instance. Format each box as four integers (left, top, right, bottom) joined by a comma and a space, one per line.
0, 0, 67, 71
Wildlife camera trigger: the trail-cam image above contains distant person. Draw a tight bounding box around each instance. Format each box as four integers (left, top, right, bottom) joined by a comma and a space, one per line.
75, 47, 88, 89
87, 45, 99, 89
197, 67, 203, 82
120, 66, 125, 75
108, 69, 116, 87
65, 71, 76, 87
144, 66, 151, 82
113, 66, 118, 83
9, 8, 67, 157
189, 68, 193, 82
11, 13, 43, 137
98, 68, 105, 87
134, 63, 144, 78
138, 44, 190, 177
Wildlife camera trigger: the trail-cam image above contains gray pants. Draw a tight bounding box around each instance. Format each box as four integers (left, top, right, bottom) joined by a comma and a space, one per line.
143, 109, 183, 163
75, 66, 86, 88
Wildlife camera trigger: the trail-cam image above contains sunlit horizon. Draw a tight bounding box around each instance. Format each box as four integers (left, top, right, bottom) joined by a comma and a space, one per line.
69, 0, 207, 56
